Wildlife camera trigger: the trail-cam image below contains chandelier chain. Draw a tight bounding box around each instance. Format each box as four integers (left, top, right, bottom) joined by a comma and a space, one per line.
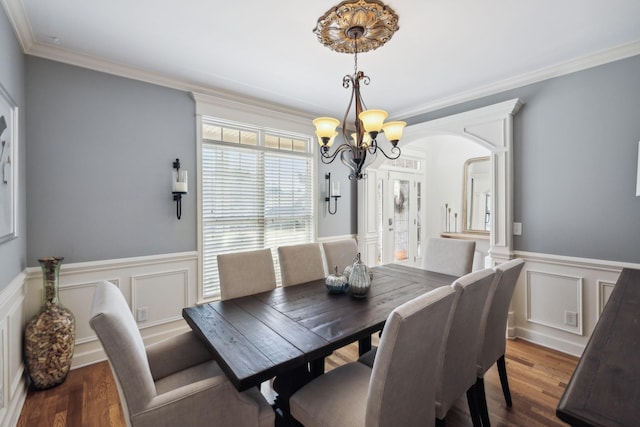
353, 37, 359, 74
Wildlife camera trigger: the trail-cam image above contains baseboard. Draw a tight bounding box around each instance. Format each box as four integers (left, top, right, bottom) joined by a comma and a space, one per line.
514, 327, 584, 357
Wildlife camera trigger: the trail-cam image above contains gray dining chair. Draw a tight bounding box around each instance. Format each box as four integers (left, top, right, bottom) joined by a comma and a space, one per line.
217, 248, 277, 300
290, 285, 458, 427
435, 268, 496, 427
423, 237, 476, 277
475, 258, 525, 427
358, 268, 496, 427
278, 243, 326, 287
322, 238, 359, 274
89, 281, 275, 427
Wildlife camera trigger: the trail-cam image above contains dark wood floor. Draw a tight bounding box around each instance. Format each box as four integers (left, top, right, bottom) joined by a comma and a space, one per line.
18, 338, 577, 427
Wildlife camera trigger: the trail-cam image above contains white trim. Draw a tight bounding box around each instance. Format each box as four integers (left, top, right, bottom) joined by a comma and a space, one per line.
636, 140, 640, 197
0, 271, 25, 308
514, 250, 640, 272
514, 330, 584, 358
24, 251, 198, 277
192, 93, 314, 127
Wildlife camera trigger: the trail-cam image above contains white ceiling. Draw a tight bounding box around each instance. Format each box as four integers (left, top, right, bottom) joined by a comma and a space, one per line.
5, 0, 640, 119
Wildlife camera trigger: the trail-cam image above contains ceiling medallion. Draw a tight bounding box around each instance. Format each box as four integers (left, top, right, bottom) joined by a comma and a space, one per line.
313, 0, 399, 54
312, 0, 405, 180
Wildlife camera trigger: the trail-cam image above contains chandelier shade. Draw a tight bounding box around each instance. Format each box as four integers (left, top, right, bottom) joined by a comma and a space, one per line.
312, 0, 405, 180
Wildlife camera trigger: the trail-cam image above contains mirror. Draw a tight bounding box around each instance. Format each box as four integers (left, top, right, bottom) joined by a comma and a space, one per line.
463, 156, 491, 233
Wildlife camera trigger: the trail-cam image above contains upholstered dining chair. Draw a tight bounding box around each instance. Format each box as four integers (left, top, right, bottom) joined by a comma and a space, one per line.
278, 243, 326, 287
434, 268, 496, 427
475, 258, 525, 427
89, 281, 275, 427
322, 238, 359, 274
359, 268, 495, 427
423, 237, 476, 277
217, 248, 277, 300
290, 285, 458, 427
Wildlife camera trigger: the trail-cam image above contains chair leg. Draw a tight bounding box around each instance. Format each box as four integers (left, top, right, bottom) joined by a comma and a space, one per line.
497, 355, 513, 407
466, 385, 482, 427
476, 377, 491, 427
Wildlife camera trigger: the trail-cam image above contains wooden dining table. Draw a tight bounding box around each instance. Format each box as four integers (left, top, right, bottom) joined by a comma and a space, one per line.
183, 263, 457, 421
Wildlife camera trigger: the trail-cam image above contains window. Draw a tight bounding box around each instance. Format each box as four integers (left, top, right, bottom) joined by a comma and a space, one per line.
201, 118, 314, 300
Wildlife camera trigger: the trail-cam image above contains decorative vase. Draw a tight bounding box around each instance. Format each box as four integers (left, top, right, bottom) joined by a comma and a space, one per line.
24, 257, 76, 389
348, 253, 371, 298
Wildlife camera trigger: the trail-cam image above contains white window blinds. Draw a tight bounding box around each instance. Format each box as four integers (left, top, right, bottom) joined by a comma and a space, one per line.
201, 120, 313, 299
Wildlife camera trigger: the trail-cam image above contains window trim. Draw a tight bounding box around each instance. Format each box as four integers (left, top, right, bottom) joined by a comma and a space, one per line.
195, 108, 317, 303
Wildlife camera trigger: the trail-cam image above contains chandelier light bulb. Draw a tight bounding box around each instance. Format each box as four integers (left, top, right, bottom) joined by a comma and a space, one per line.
381, 121, 407, 145
313, 117, 341, 142
359, 109, 388, 136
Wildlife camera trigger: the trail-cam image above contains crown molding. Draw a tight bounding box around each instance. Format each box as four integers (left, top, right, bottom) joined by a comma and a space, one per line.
26, 42, 319, 120
1, 0, 35, 51
396, 41, 640, 119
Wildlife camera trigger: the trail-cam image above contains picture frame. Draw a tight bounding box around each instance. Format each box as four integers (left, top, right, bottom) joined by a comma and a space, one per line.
0, 83, 18, 244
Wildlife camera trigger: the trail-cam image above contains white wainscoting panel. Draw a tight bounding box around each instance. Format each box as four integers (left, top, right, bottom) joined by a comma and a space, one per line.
525, 270, 583, 335
597, 280, 616, 318
131, 269, 189, 329
0, 272, 27, 427
512, 251, 639, 356
23, 252, 198, 370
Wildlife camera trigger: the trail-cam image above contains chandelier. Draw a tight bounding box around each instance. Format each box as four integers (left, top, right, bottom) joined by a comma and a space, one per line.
312, 0, 406, 180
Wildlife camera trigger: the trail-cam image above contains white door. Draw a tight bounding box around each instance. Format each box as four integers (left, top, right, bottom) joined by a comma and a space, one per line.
380, 171, 422, 267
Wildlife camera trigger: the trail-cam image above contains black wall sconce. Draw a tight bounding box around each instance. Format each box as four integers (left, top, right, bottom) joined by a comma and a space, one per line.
172, 158, 188, 219
325, 172, 341, 215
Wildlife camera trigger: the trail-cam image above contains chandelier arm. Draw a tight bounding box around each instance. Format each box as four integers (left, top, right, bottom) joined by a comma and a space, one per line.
373, 144, 402, 160
339, 151, 359, 177
320, 143, 354, 164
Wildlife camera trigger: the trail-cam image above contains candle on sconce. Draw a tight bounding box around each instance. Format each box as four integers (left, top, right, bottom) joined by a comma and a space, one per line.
172, 170, 188, 193
331, 180, 341, 197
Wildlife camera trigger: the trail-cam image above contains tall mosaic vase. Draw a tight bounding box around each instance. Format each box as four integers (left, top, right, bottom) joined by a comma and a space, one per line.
24, 257, 76, 389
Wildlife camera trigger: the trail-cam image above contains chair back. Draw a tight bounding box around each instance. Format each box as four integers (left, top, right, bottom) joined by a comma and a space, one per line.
89, 281, 156, 420
367, 286, 458, 427
217, 248, 277, 300
436, 268, 496, 419
322, 238, 359, 274
477, 258, 525, 375
278, 243, 325, 287
423, 237, 475, 277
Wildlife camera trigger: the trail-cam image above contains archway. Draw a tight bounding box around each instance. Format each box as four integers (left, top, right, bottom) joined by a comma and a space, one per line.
357, 98, 523, 266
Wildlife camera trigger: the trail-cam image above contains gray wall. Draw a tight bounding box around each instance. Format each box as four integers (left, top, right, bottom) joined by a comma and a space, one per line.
408, 55, 640, 263
25, 56, 357, 266
316, 134, 358, 238
0, 7, 26, 290
25, 57, 196, 265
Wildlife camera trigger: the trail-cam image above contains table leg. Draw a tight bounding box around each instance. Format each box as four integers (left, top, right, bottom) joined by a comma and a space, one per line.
358, 335, 372, 356
309, 358, 324, 378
